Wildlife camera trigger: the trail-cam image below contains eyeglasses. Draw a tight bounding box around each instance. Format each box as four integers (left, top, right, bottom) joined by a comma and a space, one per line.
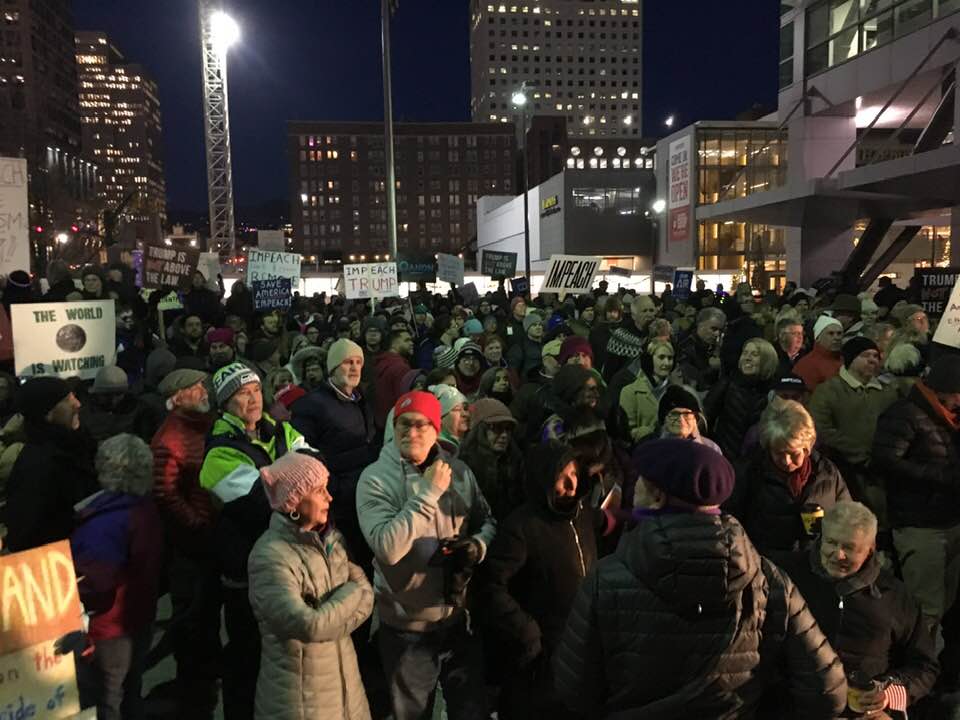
666, 409, 695, 420
397, 419, 433, 434
486, 422, 514, 436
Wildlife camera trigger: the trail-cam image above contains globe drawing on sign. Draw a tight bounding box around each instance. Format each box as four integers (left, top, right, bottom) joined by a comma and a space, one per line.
56, 324, 87, 353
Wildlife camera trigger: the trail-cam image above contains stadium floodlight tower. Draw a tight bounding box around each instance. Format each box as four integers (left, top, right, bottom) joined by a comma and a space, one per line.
199, 1, 240, 256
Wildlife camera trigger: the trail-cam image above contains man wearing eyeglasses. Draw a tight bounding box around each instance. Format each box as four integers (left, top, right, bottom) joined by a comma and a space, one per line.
357, 390, 496, 720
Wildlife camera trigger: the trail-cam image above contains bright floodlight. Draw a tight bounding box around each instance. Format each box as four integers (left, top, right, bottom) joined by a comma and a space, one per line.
511, 91, 527, 108
652, 199, 667, 214
210, 11, 240, 57
55, 232, 69, 244
664, 115, 675, 128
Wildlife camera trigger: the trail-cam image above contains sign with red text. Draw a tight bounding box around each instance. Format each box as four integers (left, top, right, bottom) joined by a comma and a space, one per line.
932, 276, 960, 349
343, 262, 399, 300
0, 541, 83, 719
248, 249, 302, 310
540, 254, 601, 296
668, 136, 691, 243
0, 157, 31, 277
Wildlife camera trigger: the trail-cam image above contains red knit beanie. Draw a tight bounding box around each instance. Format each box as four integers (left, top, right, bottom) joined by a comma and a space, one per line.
393, 390, 442, 433
559, 335, 593, 364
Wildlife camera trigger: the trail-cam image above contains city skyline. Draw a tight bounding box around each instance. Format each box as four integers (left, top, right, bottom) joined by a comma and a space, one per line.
70, 0, 779, 218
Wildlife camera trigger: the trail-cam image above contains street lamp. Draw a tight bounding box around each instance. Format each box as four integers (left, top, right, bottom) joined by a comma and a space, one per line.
664, 114, 675, 129
652, 199, 667, 214
55, 232, 69, 245
512, 83, 532, 282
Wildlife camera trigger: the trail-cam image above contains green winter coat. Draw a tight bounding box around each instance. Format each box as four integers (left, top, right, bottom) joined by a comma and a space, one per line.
249, 513, 374, 720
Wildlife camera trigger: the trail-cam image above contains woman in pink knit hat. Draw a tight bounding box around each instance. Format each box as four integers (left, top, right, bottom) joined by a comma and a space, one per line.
248, 450, 374, 720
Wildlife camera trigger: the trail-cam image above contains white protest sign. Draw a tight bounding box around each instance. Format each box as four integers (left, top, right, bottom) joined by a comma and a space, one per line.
247, 249, 302, 310
343, 262, 399, 300
198, 252, 222, 290
540, 254, 602, 296
933, 276, 960, 349
258, 229, 285, 251
436, 253, 465, 286
11, 300, 116, 380
0, 157, 31, 276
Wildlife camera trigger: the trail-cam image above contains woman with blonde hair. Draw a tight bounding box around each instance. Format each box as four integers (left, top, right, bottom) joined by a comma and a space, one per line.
724, 400, 850, 557
703, 338, 779, 461
619, 339, 678, 444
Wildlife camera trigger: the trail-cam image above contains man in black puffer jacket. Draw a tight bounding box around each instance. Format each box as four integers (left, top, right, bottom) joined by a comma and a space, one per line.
873, 356, 960, 675
554, 439, 847, 719
779, 501, 938, 716
479, 442, 609, 719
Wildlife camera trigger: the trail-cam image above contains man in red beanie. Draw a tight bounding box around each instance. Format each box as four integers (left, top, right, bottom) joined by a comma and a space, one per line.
554, 439, 847, 718
357, 390, 495, 720
559, 335, 594, 370
206, 327, 236, 371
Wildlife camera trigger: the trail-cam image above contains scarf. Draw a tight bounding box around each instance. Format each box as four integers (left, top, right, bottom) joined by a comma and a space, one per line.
765, 451, 812, 499
916, 381, 960, 431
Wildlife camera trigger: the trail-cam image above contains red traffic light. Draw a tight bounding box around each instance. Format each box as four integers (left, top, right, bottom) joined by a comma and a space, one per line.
70, 225, 79, 233
35, 226, 43, 233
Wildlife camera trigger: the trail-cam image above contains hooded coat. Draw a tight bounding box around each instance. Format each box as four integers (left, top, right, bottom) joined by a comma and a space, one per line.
249, 514, 374, 720
553, 512, 847, 719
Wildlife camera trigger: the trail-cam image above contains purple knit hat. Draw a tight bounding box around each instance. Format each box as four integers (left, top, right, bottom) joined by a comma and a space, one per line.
260, 452, 330, 513
632, 438, 734, 507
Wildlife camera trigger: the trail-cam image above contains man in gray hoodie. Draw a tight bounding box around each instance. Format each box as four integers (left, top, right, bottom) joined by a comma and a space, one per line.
357, 390, 496, 720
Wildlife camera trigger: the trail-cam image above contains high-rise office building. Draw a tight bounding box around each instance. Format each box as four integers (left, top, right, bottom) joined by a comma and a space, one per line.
76, 31, 167, 244
0, 0, 98, 269
470, 0, 643, 138
288, 121, 515, 262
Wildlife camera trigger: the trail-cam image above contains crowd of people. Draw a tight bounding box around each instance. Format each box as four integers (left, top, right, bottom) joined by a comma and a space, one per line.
1, 259, 959, 720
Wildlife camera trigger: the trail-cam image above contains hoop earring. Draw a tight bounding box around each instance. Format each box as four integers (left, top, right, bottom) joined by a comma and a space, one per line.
289, 510, 301, 522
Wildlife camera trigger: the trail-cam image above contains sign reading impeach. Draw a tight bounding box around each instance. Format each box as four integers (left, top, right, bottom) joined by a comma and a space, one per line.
11, 300, 116, 380
540, 254, 601, 295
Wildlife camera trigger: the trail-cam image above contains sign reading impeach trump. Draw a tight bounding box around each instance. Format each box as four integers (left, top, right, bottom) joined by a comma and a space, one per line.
11, 300, 116, 380
540, 254, 601, 295
0, 541, 84, 719
343, 262, 399, 300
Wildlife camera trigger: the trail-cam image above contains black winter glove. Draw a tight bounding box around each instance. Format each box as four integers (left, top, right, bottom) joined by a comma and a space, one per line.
446, 537, 483, 570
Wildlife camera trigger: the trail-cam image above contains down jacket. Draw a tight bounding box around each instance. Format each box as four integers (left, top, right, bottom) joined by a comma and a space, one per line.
249, 513, 374, 720
703, 372, 770, 462
552, 512, 847, 719
873, 384, 960, 528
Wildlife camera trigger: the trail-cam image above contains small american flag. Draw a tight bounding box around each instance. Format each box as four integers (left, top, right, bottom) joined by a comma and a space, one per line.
884, 682, 908, 714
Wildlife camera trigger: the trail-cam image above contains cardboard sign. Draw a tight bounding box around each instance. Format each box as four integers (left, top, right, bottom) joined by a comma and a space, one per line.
459, 282, 479, 305
481, 250, 518, 279
343, 262, 399, 300
11, 300, 116, 380
247, 250, 301, 310
915, 267, 959, 316
436, 253, 465, 286
932, 276, 960, 349
0, 157, 31, 276
143, 245, 200, 290
653, 264, 676, 284
397, 254, 436, 283
510, 276, 530, 297
0, 541, 84, 720
673, 268, 695, 301
258, 229, 285, 251
252, 277, 292, 311
541, 254, 601, 296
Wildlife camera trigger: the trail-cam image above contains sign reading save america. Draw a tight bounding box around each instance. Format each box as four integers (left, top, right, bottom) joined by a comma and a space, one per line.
540, 254, 601, 295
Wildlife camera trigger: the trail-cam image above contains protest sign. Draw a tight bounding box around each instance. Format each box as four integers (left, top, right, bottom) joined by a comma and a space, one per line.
198, 252, 222, 291
540, 254, 601, 296
482, 250, 517, 279
397, 253, 436, 283
915, 267, 959, 316
252, 277, 293, 311
932, 276, 960, 349
459, 282, 479, 305
510, 276, 529, 297
247, 249, 302, 310
343, 262, 399, 300
0, 540, 83, 720
436, 253, 465, 286
143, 245, 200, 290
0, 157, 30, 277
140, 288, 183, 311
673, 268, 695, 301
608, 266, 633, 278
11, 300, 116, 380
258, 229, 285, 251
668, 136, 692, 243
653, 264, 676, 284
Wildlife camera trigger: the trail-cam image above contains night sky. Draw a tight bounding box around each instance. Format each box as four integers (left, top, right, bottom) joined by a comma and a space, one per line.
70, 0, 780, 221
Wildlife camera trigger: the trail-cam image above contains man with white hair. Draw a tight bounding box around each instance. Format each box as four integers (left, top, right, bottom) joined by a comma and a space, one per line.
677, 307, 726, 392
150, 368, 220, 719
778, 501, 938, 716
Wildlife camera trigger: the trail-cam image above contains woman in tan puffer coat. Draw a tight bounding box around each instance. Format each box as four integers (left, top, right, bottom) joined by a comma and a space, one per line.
249, 450, 374, 720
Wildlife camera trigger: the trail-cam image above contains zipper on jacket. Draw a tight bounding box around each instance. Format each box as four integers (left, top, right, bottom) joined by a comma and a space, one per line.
570, 520, 586, 577
834, 595, 845, 650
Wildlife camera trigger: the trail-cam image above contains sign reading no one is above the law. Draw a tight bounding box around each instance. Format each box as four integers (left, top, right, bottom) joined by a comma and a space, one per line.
540, 254, 602, 295
11, 300, 116, 380
343, 262, 399, 300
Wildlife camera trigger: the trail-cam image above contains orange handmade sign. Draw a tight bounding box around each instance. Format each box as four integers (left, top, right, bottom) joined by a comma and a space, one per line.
0, 541, 82, 655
